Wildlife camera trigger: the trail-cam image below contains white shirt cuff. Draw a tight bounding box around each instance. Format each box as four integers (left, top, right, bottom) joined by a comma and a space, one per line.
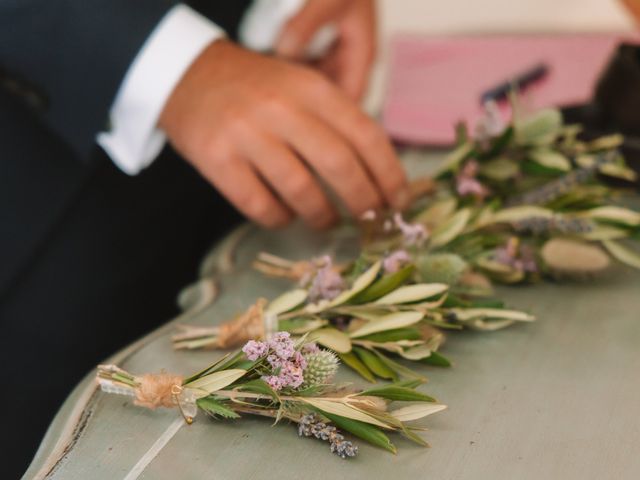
97, 5, 225, 175
240, 0, 335, 57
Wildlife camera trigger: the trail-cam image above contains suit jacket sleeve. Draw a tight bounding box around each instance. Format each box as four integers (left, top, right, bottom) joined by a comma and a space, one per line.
0, 0, 178, 160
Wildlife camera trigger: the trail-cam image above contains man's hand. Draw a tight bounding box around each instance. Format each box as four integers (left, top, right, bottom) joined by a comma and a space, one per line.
159, 41, 408, 229
275, 0, 376, 100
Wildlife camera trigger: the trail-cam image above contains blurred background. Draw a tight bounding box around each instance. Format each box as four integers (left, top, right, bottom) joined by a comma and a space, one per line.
367, 0, 637, 111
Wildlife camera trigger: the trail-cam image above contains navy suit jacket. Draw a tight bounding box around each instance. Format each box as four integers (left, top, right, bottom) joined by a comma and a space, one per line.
0, 1, 251, 296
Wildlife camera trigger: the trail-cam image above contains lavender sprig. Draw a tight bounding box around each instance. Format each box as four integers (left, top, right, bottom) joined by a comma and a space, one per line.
298, 413, 358, 459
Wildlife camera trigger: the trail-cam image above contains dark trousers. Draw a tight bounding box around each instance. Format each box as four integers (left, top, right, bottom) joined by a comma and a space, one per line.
0, 148, 240, 478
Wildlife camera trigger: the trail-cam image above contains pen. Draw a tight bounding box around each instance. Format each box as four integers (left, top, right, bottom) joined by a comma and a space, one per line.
480, 62, 549, 104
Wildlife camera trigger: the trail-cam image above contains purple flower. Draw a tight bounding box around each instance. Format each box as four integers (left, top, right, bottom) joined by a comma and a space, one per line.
383, 250, 411, 274
293, 350, 308, 370
302, 342, 320, 354
280, 362, 305, 388
456, 160, 489, 200
268, 331, 296, 360
242, 340, 268, 361
263, 375, 285, 390
493, 238, 538, 273
307, 256, 345, 303
267, 354, 283, 369
393, 213, 428, 247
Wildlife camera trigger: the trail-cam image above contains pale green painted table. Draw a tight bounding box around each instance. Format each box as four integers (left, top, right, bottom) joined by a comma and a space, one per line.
25, 152, 640, 480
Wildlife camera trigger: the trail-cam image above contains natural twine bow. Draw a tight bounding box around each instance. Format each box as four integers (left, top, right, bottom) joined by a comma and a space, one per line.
134, 372, 185, 410
133, 372, 197, 424
216, 298, 268, 348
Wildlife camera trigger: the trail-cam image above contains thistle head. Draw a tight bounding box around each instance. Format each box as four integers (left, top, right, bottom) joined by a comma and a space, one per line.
302, 350, 339, 388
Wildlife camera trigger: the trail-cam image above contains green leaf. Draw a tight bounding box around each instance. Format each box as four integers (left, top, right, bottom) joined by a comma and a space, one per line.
470, 298, 505, 308
213, 350, 246, 372
430, 208, 472, 248
580, 225, 629, 241
479, 156, 519, 181
351, 265, 415, 304
489, 206, 554, 224
353, 346, 398, 380
358, 386, 436, 403
186, 369, 247, 393
196, 397, 240, 419
598, 161, 638, 181
390, 403, 447, 422
521, 159, 565, 176
308, 327, 352, 353
374, 284, 448, 305
350, 311, 424, 338
479, 125, 515, 159
300, 398, 390, 428
236, 379, 279, 401
413, 197, 458, 227
449, 308, 535, 322
358, 328, 422, 342
265, 289, 307, 315
338, 352, 376, 382
529, 149, 571, 172
400, 427, 430, 447
420, 351, 452, 367
602, 240, 640, 269
319, 411, 397, 454
327, 261, 381, 307
442, 294, 470, 308
232, 360, 257, 370
398, 345, 432, 361
392, 379, 425, 389
372, 350, 427, 381
515, 108, 562, 145
587, 133, 624, 150
583, 206, 640, 227
278, 318, 327, 334
182, 352, 234, 384
435, 141, 474, 177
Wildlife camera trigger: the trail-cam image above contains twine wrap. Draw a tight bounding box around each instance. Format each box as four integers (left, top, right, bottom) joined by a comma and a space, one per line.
134, 373, 184, 410
216, 298, 268, 348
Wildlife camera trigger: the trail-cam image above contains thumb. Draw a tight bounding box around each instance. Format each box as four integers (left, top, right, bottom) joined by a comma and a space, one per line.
275, 0, 342, 58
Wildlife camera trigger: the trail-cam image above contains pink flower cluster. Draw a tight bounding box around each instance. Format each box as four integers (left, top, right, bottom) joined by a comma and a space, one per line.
393, 213, 428, 247
456, 160, 490, 200
493, 238, 538, 273
242, 332, 316, 391
307, 256, 345, 303
383, 249, 411, 274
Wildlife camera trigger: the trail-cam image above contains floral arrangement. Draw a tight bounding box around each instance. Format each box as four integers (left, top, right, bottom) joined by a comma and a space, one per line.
97, 333, 445, 458
362, 104, 640, 283
171, 103, 640, 384
173, 254, 533, 382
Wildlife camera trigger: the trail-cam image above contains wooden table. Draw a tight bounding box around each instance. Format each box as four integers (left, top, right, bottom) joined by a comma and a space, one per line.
25, 151, 640, 480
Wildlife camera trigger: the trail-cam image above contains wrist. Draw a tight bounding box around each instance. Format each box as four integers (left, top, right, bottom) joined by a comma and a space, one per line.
159, 39, 238, 134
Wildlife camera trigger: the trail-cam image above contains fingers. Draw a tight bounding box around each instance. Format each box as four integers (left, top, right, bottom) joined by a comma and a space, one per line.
192, 148, 292, 229
237, 128, 338, 229
330, 1, 376, 100
294, 75, 410, 210
262, 103, 384, 216
275, 0, 344, 58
